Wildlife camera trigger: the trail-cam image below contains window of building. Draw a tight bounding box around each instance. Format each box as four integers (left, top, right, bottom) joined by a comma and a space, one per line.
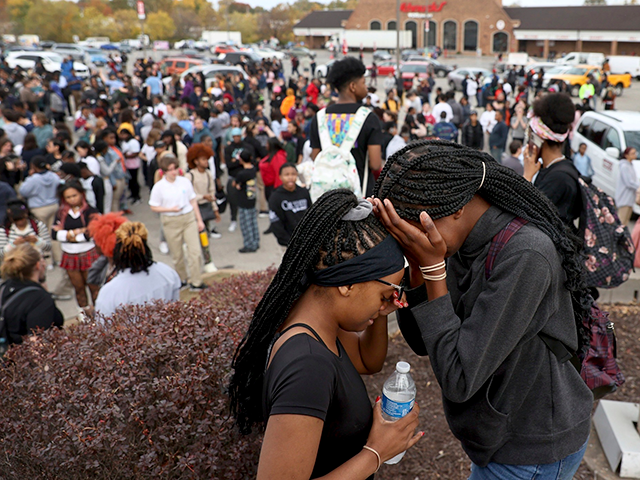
443, 21, 457, 51
387, 20, 396, 30
424, 21, 437, 48
370, 20, 381, 30
493, 32, 508, 53
405, 20, 417, 48
463, 20, 478, 52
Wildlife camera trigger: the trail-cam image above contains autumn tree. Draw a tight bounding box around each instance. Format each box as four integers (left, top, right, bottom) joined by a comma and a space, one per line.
146, 10, 175, 40
112, 9, 141, 41
6, 0, 32, 34
23, 0, 82, 41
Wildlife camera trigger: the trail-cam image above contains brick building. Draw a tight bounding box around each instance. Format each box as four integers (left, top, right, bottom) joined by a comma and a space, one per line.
294, 2, 640, 57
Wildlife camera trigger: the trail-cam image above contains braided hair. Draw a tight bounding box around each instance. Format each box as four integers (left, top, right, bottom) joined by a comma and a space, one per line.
112, 222, 153, 274
229, 189, 390, 434
374, 139, 591, 352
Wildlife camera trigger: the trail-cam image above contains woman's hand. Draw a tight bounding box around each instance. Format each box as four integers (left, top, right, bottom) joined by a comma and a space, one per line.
197, 219, 205, 232
523, 144, 541, 182
373, 199, 446, 267
366, 398, 423, 463
66, 230, 76, 242
13, 236, 26, 245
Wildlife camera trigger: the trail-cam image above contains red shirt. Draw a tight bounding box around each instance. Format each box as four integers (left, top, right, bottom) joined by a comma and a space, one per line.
258, 150, 288, 188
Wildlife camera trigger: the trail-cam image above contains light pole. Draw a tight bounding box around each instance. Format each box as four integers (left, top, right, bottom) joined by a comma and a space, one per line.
396, 0, 401, 90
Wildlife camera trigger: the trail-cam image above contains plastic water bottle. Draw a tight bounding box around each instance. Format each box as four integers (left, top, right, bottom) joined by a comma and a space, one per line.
381, 361, 416, 465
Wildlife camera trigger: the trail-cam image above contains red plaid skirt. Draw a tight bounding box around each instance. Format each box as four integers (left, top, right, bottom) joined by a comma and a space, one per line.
60, 248, 99, 271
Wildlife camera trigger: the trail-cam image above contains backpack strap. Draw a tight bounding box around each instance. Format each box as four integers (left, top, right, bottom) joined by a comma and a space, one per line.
316, 108, 331, 151
338, 106, 371, 156
29, 219, 39, 236
485, 217, 579, 368
484, 217, 529, 279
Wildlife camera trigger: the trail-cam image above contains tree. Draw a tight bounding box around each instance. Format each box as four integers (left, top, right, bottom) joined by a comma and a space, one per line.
7, 0, 32, 34
112, 9, 141, 41
172, 5, 200, 39
80, 6, 113, 39
145, 10, 175, 40
24, 0, 82, 41
258, 5, 294, 43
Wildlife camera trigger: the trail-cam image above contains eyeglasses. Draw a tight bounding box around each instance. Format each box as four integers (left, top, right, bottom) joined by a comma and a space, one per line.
375, 279, 405, 301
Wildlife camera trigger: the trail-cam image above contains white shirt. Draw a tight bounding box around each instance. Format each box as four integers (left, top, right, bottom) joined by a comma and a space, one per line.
480, 110, 497, 134
502, 82, 513, 98
386, 135, 407, 160
79, 155, 100, 176
95, 262, 181, 318
80, 177, 97, 208
140, 144, 156, 165
149, 176, 196, 216
271, 119, 289, 138
432, 102, 453, 123
466, 78, 478, 97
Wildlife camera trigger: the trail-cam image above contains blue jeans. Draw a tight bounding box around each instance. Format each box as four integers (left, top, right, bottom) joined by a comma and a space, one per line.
469, 439, 588, 480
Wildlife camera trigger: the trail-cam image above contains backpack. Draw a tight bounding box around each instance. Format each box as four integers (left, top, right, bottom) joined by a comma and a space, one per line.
486, 217, 624, 399
0, 284, 42, 357
310, 106, 370, 203
4, 219, 39, 237
577, 177, 635, 288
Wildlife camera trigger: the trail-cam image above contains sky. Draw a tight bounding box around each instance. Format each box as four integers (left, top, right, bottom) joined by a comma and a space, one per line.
241, 0, 622, 11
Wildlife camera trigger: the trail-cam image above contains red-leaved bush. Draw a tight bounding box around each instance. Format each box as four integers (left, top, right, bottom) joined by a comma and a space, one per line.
0, 269, 275, 479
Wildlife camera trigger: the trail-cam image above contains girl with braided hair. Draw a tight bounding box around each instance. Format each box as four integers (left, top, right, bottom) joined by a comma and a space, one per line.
373, 140, 593, 479
94, 222, 180, 318
229, 189, 422, 480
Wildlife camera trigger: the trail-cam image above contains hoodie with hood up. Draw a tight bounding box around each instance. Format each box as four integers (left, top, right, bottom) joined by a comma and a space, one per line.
19, 170, 61, 208
140, 113, 155, 142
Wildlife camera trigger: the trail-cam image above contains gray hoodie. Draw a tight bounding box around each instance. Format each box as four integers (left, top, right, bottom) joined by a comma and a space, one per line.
140, 113, 155, 143
19, 170, 60, 208
398, 206, 592, 467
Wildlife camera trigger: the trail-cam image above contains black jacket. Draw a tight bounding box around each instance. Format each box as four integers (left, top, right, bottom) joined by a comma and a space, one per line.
461, 121, 483, 150
2, 279, 63, 345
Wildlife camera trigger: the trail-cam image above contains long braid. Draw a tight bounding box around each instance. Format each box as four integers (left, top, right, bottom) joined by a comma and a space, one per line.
375, 140, 591, 354
229, 189, 389, 434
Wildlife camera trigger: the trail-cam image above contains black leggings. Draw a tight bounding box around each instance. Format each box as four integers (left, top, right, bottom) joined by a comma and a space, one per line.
127, 168, 140, 201
227, 177, 238, 222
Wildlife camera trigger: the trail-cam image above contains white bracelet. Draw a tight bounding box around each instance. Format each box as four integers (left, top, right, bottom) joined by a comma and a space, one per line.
362, 445, 381, 473
422, 271, 447, 282
419, 261, 446, 274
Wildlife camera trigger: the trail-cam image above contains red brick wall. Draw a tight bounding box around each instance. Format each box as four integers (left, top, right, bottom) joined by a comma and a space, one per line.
345, 0, 516, 53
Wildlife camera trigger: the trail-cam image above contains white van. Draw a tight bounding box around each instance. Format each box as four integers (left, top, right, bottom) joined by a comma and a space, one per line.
557, 52, 605, 67
571, 111, 640, 214
606, 56, 640, 80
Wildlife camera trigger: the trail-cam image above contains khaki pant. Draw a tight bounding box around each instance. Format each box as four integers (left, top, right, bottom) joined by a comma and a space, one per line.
161, 212, 203, 287
255, 172, 268, 213
32, 202, 60, 264
618, 205, 633, 226
111, 178, 126, 213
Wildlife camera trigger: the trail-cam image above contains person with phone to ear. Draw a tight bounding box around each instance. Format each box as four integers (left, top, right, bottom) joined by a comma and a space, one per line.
523, 93, 582, 229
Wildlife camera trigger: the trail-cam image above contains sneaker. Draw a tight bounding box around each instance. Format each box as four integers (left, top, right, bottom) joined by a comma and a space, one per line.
263, 227, 272, 235
203, 263, 218, 273
46, 264, 56, 271
131, 199, 142, 206
238, 247, 258, 253
180, 281, 189, 290
51, 293, 73, 301
189, 283, 207, 292
209, 227, 222, 239
159, 241, 169, 254
228, 221, 237, 232
258, 211, 269, 218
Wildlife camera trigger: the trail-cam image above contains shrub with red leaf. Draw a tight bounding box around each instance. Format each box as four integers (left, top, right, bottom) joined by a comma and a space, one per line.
0, 269, 275, 479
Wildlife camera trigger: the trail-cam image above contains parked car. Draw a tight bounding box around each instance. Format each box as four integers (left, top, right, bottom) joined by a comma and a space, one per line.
39, 40, 55, 49
606, 55, 640, 80
401, 49, 422, 61
402, 57, 452, 78
211, 43, 238, 55
367, 60, 397, 77
51, 43, 89, 63
252, 47, 286, 60
85, 48, 109, 67
315, 60, 335, 79
571, 110, 640, 214
100, 43, 119, 51
287, 46, 315, 59
373, 50, 392, 62
5, 51, 89, 77
158, 57, 206, 76
400, 61, 432, 90
540, 65, 574, 89
556, 51, 605, 67
447, 67, 493, 91
550, 64, 632, 97
162, 64, 249, 91
217, 51, 261, 65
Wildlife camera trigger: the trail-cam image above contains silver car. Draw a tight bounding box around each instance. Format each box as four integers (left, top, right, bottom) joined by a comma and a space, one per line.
447, 68, 492, 91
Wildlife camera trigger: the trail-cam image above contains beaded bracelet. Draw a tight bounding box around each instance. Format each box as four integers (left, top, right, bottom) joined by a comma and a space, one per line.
362, 445, 381, 473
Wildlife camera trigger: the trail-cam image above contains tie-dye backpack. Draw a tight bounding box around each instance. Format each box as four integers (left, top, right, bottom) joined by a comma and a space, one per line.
310, 106, 370, 203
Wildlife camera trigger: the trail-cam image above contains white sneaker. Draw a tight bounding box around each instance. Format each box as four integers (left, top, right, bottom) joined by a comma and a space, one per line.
159, 241, 169, 254
204, 263, 218, 273
228, 221, 237, 232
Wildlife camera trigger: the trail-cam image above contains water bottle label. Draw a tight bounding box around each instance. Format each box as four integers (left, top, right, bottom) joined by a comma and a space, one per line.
381, 395, 414, 419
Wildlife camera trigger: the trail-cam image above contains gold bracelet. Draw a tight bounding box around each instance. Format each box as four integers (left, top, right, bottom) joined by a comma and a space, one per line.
362, 445, 381, 473
422, 271, 447, 282
419, 261, 446, 274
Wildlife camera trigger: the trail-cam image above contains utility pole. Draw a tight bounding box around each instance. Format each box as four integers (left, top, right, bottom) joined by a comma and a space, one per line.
137, 1, 146, 59
396, 0, 401, 89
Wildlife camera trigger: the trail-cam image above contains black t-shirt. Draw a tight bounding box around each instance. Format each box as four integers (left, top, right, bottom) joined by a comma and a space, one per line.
534, 159, 582, 226
268, 186, 311, 246
235, 167, 257, 209
263, 330, 373, 479
309, 103, 383, 197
